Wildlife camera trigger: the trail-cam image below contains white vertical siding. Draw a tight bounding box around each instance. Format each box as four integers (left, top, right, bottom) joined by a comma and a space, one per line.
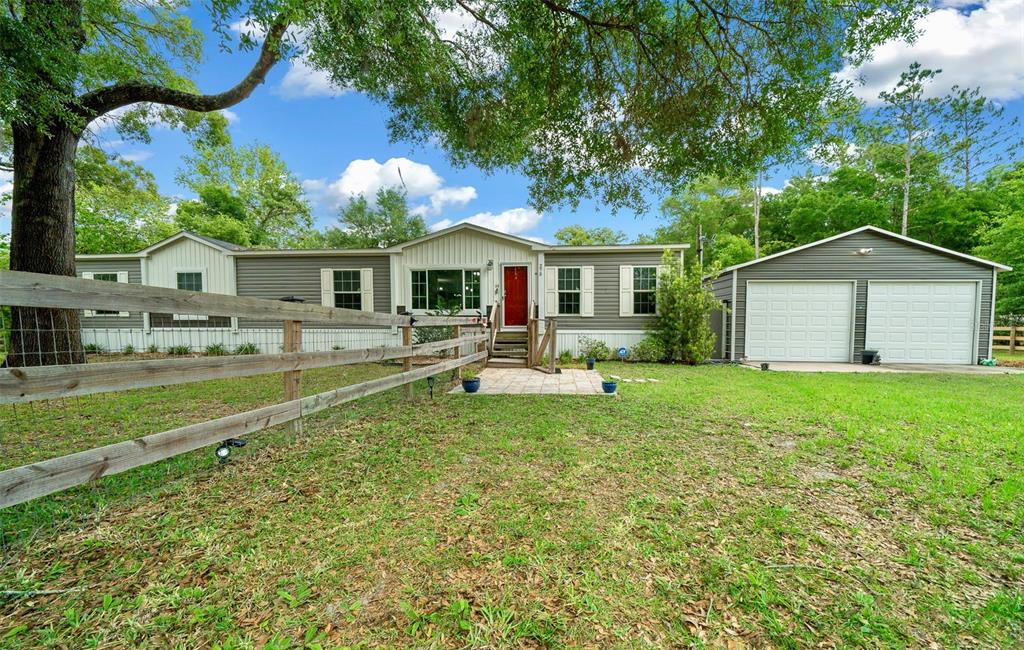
146, 238, 236, 296
395, 230, 537, 313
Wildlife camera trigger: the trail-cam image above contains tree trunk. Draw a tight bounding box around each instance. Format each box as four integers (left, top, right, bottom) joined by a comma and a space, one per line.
753, 170, 762, 258
901, 132, 911, 236
5, 122, 85, 367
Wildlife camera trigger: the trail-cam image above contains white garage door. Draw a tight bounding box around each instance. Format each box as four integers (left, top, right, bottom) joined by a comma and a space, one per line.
865, 282, 977, 364
745, 282, 854, 362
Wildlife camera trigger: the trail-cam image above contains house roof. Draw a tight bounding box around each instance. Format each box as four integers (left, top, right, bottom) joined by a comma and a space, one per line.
76, 223, 689, 259
710, 226, 1011, 277
384, 222, 688, 252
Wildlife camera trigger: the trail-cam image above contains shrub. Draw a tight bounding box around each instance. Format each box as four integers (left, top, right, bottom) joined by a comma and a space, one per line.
558, 349, 573, 365
331, 345, 343, 351
121, 344, 135, 355
629, 337, 668, 362
233, 342, 259, 355
147, 344, 160, 354
83, 343, 106, 354
167, 345, 192, 355
413, 302, 461, 351
205, 343, 228, 356
577, 335, 612, 361
648, 251, 721, 364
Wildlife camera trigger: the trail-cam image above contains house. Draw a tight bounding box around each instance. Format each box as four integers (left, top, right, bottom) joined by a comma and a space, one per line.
75, 224, 688, 356
709, 226, 1011, 365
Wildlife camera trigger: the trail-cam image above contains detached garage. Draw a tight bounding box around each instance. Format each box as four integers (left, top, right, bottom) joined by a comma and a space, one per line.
710, 226, 1011, 365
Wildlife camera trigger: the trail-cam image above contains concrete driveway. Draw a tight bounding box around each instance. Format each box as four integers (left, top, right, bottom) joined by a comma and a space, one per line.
741, 361, 1024, 375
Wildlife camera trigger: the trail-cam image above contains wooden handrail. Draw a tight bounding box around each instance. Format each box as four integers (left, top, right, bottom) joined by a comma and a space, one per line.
487, 301, 501, 352
0, 270, 485, 327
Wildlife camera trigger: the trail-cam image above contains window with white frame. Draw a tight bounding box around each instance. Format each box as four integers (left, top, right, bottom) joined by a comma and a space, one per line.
411, 269, 481, 310
82, 270, 129, 317
332, 270, 363, 310
557, 267, 581, 315
633, 266, 657, 314
173, 270, 207, 320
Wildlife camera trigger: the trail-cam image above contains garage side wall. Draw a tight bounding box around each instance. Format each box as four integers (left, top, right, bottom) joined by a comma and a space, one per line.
733, 231, 993, 361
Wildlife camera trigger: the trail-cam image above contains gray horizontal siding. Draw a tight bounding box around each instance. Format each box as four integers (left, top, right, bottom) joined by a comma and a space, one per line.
710, 274, 733, 359
235, 255, 392, 329
76, 259, 143, 329
545, 250, 669, 331
733, 231, 994, 361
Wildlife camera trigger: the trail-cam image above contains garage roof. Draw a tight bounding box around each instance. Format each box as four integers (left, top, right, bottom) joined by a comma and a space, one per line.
714, 225, 1011, 275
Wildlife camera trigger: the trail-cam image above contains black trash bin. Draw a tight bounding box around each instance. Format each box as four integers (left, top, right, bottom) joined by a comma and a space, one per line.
861, 349, 879, 365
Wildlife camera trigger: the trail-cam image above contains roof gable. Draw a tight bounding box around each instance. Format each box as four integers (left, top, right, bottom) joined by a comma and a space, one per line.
137, 231, 245, 256
714, 226, 1010, 275
388, 222, 544, 251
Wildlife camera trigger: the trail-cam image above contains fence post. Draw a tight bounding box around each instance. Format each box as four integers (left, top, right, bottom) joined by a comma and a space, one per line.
283, 319, 302, 433
402, 323, 413, 398
1011, 325, 1017, 353
547, 318, 557, 373
452, 324, 462, 379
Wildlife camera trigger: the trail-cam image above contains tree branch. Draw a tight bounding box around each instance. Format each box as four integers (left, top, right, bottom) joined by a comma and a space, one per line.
76, 18, 289, 123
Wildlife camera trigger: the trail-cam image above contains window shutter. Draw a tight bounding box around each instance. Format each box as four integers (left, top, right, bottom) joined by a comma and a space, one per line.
360, 268, 374, 312
581, 266, 594, 317
619, 265, 633, 316
320, 268, 333, 307
116, 271, 130, 317
544, 266, 558, 315
82, 272, 95, 317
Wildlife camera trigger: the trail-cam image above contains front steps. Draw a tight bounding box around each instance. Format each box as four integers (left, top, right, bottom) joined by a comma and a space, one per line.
488, 330, 529, 368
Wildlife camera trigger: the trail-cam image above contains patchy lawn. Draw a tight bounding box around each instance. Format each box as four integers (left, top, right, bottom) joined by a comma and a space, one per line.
1, 363, 1022, 647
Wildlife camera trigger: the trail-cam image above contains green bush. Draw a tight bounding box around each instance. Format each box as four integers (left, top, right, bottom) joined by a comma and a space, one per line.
648, 251, 721, 364
147, 344, 160, 354
558, 350, 573, 365
167, 345, 192, 356
84, 343, 106, 354
233, 342, 259, 355
121, 344, 135, 355
577, 335, 612, 360
413, 302, 461, 351
204, 343, 228, 356
629, 337, 668, 362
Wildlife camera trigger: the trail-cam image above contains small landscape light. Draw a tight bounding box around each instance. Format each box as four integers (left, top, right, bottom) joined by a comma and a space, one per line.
215, 438, 247, 463
427, 375, 436, 399
760, 362, 770, 371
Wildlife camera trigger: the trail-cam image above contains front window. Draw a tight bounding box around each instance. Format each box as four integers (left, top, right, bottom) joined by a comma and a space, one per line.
93, 272, 120, 315
333, 270, 362, 310
411, 269, 481, 311
176, 272, 203, 292
633, 267, 657, 314
558, 267, 581, 315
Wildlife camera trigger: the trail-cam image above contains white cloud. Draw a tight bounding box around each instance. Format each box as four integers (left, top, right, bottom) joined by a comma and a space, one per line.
760, 186, 783, 196
120, 151, 153, 163
279, 60, 349, 99
838, 0, 1024, 105
430, 207, 543, 236
304, 157, 479, 219
220, 109, 240, 124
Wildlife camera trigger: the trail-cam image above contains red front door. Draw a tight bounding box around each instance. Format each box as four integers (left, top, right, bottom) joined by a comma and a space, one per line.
503, 266, 528, 326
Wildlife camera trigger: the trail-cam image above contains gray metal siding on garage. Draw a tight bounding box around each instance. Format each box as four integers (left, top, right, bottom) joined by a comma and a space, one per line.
732, 231, 993, 361
710, 274, 734, 359
544, 250, 671, 330
76, 258, 144, 329
234, 254, 392, 328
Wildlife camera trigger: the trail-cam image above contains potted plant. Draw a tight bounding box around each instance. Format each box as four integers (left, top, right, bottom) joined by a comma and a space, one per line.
601, 376, 618, 394
461, 369, 481, 393
578, 336, 611, 371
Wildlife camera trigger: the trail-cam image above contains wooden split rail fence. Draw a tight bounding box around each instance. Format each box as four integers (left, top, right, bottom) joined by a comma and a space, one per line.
992, 326, 1024, 353
0, 270, 489, 508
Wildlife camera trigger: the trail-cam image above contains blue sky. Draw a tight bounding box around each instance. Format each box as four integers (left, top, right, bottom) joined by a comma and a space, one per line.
2, 1, 1022, 244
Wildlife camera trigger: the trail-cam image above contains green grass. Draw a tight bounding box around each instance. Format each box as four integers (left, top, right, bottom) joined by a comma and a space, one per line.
1, 363, 1023, 647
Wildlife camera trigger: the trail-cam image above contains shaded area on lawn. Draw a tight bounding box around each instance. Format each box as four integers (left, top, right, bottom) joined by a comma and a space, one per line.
1, 363, 1023, 647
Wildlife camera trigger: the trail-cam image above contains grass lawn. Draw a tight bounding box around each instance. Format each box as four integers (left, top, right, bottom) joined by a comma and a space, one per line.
1, 362, 1023, 647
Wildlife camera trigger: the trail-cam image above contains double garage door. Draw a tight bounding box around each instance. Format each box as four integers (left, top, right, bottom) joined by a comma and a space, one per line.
744, 281, 977, 364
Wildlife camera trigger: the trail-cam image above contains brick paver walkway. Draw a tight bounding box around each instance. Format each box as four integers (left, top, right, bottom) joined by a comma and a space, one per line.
449, 368, 609, 395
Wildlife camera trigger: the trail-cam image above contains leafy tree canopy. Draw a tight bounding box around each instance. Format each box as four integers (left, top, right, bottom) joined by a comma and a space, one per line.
553, 225, 626, 246
974, 163, 1024, 318
75, 146, 175, 254
177, 141, 313, 247
300, 188, 428, 249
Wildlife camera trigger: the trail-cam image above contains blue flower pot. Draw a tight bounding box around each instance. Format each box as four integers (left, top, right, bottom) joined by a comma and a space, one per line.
586, 357, 596, 370
462, 378, 481, 393
602, 381, 617, 394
